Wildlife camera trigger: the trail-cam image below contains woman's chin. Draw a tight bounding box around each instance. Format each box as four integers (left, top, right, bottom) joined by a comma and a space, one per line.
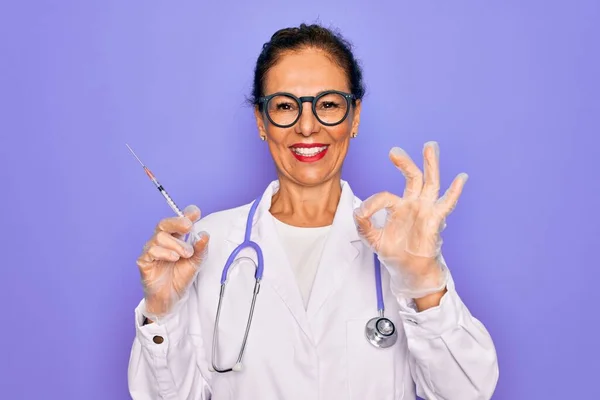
287, 171, 339, 187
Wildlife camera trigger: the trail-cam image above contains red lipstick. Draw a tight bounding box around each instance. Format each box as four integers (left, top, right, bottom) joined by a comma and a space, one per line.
289, 143, 329, 162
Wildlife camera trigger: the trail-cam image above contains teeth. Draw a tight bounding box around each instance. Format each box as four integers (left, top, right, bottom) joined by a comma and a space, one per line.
292, 146, 327, 157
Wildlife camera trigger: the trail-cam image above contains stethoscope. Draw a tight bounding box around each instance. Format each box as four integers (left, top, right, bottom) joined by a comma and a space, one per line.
209, 196, 397, 374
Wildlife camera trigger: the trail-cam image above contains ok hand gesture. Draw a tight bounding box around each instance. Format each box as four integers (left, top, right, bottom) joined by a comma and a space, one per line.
353, 142, 468, 299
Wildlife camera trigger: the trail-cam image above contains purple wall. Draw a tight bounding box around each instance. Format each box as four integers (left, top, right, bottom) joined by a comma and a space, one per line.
2, 1, 599, 398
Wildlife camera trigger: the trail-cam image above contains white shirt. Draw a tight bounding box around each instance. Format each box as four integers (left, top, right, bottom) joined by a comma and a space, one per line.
272, 217, 331, 309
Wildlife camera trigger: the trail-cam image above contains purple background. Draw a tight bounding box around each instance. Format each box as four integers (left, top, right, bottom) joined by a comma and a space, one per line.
2, 1, 599, 399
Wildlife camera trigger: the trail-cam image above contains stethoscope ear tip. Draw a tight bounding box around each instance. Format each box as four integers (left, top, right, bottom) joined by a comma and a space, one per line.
233, 363, 243, 372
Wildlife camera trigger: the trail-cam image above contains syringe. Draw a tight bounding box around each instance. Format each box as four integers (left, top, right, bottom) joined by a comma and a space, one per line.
126, 144, 199, 242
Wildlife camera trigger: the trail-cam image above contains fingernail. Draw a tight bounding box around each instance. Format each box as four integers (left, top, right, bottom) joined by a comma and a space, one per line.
184, 205, 200, 214
197, 231, 209, 241
425, 141, 439, 157
389, 147, 407, 157
459, 172, 469, 182
185, 244, 194, 256
178, 216, 191, 228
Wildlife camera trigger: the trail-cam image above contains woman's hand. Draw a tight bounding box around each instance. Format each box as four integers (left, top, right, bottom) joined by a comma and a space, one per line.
353, 141, 468, 300
136, 205, 210, 320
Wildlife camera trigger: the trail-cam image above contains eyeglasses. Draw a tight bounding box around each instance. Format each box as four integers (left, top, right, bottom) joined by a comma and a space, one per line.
258, 90, 356, 128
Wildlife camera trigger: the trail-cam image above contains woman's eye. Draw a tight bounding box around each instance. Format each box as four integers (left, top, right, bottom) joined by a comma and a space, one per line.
276, 103, 294, 110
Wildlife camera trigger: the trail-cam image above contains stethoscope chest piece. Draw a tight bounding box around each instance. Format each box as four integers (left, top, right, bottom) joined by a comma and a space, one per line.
365, 316, 398, 348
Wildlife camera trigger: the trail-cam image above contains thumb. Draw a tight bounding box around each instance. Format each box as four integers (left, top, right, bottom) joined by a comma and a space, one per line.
353, 192, 395, 249
189, 231, 210, 265
182, 204, 207, 265
183, 204, 202, 223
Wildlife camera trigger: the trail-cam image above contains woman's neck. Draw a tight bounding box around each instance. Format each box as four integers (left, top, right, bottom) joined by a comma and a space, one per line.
269, 176, 342, 227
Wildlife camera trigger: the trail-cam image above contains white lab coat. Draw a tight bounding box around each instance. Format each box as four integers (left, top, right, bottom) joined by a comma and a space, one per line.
128, 180, 498, 400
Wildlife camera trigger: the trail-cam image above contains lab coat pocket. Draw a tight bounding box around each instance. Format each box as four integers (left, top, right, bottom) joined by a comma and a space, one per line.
346, 319, 405, 400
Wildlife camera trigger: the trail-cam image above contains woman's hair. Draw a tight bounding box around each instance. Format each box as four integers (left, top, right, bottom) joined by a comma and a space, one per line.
250, 23, 365, 108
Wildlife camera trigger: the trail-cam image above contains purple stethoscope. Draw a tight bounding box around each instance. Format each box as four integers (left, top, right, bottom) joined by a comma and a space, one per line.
210, 195, 398, 374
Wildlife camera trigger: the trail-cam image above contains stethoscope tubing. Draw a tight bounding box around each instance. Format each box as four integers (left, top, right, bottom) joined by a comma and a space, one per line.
211, 195, 396, 374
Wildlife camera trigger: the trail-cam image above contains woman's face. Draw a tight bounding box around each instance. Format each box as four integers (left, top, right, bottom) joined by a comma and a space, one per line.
254, 47, 361, 187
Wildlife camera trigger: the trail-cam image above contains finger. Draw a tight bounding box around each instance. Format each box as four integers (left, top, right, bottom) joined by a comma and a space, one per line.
141, 245, 181, 263
421, 141, 441, 201
179, 205, 202, 240
354, 191, 397, 219
168, 205, 202, 240
171, 233, 210, 293
155, 231, 195, 258
437, 172, 468, 216
155, 215, 194, 236
189, 231, 210, 265
389, 147, 423, 199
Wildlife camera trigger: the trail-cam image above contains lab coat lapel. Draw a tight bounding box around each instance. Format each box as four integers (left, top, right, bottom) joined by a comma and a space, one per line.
305, 181, 361, 321
225, 181, 314, 343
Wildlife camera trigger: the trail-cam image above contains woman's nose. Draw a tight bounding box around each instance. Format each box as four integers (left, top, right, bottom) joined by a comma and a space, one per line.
295, 102, 319, 137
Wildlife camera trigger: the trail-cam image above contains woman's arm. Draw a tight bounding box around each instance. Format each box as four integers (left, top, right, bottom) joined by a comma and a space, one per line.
397, 273, 499, 400
128, 283, 212, 400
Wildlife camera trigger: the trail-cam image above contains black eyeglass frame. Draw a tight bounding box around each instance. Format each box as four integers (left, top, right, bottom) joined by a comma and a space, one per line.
258, 90, 357, 128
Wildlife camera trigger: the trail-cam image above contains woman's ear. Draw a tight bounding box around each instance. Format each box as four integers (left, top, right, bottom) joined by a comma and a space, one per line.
254, 106, 267, 141
351, 99, 362, 135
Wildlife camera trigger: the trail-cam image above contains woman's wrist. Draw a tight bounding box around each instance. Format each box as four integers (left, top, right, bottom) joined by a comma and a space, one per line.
414, 287, 447, 312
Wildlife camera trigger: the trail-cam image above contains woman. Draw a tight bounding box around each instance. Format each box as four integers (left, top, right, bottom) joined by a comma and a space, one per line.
128, 24, 498, 400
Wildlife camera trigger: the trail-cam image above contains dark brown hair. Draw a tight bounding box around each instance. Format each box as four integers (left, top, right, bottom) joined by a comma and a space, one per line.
250, 23, 365, 107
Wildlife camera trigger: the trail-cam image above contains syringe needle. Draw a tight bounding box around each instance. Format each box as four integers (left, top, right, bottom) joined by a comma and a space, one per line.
126, 143, 145, 167
126, 143, 159, 182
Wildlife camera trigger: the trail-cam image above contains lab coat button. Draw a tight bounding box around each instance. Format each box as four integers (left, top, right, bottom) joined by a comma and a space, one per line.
152, 335, 164, 344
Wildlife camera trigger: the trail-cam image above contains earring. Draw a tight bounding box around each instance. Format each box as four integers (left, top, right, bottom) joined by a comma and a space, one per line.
351, 132, 358, 138
260, 136, 266, 141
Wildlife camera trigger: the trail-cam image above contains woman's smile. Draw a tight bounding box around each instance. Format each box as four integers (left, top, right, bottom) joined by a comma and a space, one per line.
289, 143, 329, 162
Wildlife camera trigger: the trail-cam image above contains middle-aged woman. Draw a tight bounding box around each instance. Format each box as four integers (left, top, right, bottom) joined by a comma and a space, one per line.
128, 23, 499, 400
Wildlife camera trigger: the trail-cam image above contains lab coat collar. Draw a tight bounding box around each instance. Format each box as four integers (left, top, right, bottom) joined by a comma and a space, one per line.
252, 179, 361, 241
226, 179, 361, 244
225, 179, 363, 343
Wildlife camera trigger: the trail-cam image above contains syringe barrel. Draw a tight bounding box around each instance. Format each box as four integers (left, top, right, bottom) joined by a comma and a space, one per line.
157, 185, 184, 217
